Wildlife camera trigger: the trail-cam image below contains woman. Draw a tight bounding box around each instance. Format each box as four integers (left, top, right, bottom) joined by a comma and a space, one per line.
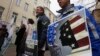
15, 21, 26, 56
24, 18, 34, 56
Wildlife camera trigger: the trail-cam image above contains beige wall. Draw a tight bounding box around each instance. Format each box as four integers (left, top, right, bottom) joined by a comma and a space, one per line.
11, 0, 53, 29
36, 0, 50, 8
0, 0, 12, 22
0, 0, 36, 26
11, 0, 36, 27
44, 7, 55, 23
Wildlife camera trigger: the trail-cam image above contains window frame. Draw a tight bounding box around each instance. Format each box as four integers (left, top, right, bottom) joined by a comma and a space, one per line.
0, 6, 5, 20
16, 0, 21, 6
24, 3, 29, 11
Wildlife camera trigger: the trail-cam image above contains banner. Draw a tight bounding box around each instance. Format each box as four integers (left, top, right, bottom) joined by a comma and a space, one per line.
47, 8, 92, 56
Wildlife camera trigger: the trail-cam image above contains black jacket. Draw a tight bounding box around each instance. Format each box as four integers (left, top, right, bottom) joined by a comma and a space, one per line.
15, 24, 26, 46
37, 14, 50, 50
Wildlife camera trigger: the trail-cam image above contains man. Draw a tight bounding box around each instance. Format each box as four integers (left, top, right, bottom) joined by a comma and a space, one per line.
36, 6, 50, 56
57, 0, 100, 56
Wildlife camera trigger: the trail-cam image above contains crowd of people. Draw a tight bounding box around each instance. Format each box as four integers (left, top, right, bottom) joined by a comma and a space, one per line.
14, 6, 50, 56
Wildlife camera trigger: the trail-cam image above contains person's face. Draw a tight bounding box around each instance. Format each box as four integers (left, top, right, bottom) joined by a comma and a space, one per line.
57, 0, 70, 8
36, 7, 43, 15
93, 10, 100, 22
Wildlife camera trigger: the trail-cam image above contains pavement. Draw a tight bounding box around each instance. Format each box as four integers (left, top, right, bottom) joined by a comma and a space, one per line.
4, 44, 16, 56
3, 44, 51, 56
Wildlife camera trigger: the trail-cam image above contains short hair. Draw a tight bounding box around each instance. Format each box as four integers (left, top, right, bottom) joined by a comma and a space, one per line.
37, 6, 44, 13
28, 18, 34, 24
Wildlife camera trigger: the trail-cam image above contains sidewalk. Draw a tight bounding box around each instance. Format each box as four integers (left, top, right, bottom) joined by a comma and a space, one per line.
4, 44, 16, 56
3, 44, 51, 56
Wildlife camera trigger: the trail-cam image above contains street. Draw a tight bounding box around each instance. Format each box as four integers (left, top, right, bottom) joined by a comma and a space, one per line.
3, 44, 51, 56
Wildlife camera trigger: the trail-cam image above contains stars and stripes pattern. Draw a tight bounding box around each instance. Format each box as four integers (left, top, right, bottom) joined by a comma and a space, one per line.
60, 15, 89, 49
47, 24, 56, 46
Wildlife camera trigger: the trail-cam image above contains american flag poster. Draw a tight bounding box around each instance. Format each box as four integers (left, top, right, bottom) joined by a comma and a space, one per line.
47, 8, 92, 56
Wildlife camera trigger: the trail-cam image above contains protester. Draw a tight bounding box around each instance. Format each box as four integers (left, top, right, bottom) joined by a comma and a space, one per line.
56, 0, 100, 56
15, 21, 26, 56
0, 25, 8, 51
24, 18, 34, 56
36, 6, 50, 56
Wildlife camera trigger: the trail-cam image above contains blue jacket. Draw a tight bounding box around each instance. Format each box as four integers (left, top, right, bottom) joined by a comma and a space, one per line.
60, 5, 100, 56
48, 4, 100, 56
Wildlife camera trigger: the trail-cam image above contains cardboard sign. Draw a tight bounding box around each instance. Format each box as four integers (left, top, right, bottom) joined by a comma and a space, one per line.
47, 8, 92, 56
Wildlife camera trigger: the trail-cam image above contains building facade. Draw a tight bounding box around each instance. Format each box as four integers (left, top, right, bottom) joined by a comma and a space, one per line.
44, 7, 56, 23
0, 0, 37, 43
0, 0, 55, 29
0, 0, 36, 27
71, 0, 96, 11
0, 0, 56, 43
34, 0, 51, 8
0, 0, 13, 21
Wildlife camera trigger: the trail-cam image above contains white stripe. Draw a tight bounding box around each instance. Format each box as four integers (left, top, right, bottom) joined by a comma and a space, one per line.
75, 30, 89, 40
87, 19, 100, 39
72, 45, 89, 53
68, 15, 78, 21
70, 18, 85, 29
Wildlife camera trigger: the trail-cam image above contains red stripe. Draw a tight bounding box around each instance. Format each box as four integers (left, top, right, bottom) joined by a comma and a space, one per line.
69, 15, 81, 24
72, 23, 85, 34
77, 37, 89, 47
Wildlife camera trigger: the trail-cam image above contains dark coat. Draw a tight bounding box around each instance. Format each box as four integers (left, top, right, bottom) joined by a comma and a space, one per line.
15, 24, 26, 46
37, 14, 50, 50
0, 26, 8, 51
15, 24, 26, 54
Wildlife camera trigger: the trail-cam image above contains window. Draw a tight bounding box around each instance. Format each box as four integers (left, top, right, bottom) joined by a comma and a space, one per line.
16, 0, 21, 6
22, 16, 27, 24
33, 8, 36, 15
0, 6, 4, 20
24, 3, 29, 11
11, 12, 18, 23
22, 16, 26, 19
